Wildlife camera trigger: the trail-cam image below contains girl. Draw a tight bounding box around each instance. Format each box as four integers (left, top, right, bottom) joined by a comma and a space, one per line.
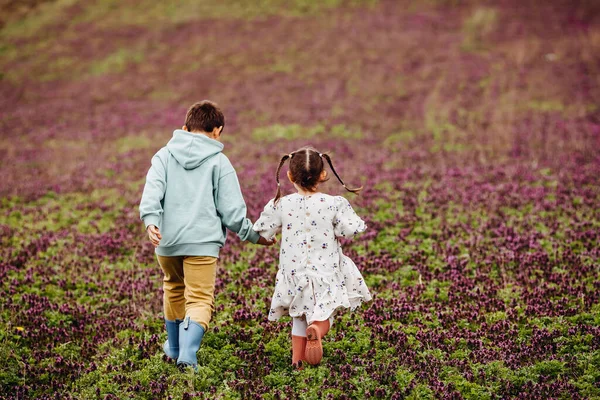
253, 147, 372, 367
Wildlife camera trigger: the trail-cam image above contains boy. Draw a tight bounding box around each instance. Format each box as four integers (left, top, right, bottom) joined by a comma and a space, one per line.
139, 100, 274, 370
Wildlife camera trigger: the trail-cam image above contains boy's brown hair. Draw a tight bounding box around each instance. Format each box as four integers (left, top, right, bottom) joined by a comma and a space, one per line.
184, 100, 225, 133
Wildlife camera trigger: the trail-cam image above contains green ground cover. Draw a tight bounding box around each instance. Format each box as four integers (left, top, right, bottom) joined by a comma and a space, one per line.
0, 0, 599, 398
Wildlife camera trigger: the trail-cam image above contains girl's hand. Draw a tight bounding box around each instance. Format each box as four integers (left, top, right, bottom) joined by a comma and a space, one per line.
147, 225, 162, 247
257, 236, 277, 246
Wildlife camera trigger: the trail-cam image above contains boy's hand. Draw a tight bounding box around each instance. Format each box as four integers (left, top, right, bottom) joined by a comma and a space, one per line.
257, 236, 277, 246
147, 225, 162, 247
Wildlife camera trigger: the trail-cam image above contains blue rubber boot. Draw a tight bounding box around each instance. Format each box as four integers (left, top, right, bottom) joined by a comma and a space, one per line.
163, 319, 182, 359
177, 316, 205, 371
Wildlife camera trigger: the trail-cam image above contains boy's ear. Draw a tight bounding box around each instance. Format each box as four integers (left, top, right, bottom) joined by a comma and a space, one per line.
287, 170, 295, 183
213, 126, 223, 139
182, 125, 189, 131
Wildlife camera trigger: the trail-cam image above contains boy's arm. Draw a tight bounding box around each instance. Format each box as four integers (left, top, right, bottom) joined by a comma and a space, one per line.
215, 170, 261, 244
139, 151, 167, 229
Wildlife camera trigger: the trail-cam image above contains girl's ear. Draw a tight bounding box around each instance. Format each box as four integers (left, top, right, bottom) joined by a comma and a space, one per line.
182, 125, 189, 131
287, 170, 295, 183
320, 170, 328, 181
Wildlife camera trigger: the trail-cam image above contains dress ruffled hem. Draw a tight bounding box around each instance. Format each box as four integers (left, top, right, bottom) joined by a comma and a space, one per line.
268, 252, 371, 325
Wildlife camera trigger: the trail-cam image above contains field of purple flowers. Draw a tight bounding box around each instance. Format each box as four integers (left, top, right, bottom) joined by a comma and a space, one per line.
1, 0, 599, 399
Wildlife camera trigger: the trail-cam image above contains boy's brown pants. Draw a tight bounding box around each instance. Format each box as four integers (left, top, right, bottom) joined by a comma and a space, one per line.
157, 255, 217, 331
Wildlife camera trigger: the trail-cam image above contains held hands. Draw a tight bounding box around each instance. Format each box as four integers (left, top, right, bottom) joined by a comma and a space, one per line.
257, 236, 277, 246
147, 225, 162, 247
147, 224, 275, 247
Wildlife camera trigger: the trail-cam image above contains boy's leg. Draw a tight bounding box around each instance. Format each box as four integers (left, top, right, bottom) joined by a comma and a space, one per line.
157, 255, 186, 359
183, 256, 218, 330
176, 256, 217, 369
157, 255, 186, 320
291, 317, 308, 366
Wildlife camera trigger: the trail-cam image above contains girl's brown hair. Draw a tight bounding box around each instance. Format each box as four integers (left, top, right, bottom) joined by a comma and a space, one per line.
274, 147, 362, 203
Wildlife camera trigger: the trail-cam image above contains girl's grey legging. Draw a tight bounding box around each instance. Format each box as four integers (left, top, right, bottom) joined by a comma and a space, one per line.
291, 316, 334, 337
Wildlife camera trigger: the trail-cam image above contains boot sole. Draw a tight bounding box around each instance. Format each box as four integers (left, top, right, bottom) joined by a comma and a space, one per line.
177, 362, 198, 373
305, 325, 323, 365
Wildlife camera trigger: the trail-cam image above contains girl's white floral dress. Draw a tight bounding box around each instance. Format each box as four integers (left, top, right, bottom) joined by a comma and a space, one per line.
253, 193, 372, 324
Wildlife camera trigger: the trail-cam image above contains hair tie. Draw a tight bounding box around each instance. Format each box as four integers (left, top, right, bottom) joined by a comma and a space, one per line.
289, 153, 293, 158
277, 182, 281, 186
319, 153, 323, 157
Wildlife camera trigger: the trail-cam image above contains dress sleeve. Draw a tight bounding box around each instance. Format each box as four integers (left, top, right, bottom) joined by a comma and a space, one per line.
333, 196, 367, 238
253, 199, 282, 239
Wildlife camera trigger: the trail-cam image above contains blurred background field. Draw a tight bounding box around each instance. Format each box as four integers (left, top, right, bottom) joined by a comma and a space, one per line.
0, 0, 599, 399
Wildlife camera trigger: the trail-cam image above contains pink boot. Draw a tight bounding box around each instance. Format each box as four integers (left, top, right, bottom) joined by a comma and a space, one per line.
292, 335, 307, 368
305, 320, 330, 365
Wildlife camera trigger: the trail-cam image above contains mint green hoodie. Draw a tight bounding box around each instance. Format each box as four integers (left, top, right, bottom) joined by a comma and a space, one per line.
139, 129, 259, 257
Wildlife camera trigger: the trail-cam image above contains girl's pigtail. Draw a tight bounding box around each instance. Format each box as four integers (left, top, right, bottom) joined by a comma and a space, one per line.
322, 153, 363, 195
274, 153, 292, 204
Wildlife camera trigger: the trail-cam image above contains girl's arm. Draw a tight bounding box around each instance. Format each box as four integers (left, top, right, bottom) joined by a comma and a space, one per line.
333, 196, 367, 238
253, 199, 283, 240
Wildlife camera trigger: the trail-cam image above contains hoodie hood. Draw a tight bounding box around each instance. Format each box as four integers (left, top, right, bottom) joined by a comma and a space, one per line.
166, 129, 224, 170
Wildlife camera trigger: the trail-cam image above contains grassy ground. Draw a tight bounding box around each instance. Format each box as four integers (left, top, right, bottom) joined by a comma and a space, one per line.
0, 0, 599, 398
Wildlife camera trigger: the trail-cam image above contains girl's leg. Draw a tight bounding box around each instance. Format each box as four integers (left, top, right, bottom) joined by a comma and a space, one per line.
291, 317, 308, 366
305, 319, 331, 365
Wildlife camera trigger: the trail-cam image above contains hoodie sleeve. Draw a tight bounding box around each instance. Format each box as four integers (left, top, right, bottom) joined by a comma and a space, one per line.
139, 149, 168, 229
215, 161, 260, 244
